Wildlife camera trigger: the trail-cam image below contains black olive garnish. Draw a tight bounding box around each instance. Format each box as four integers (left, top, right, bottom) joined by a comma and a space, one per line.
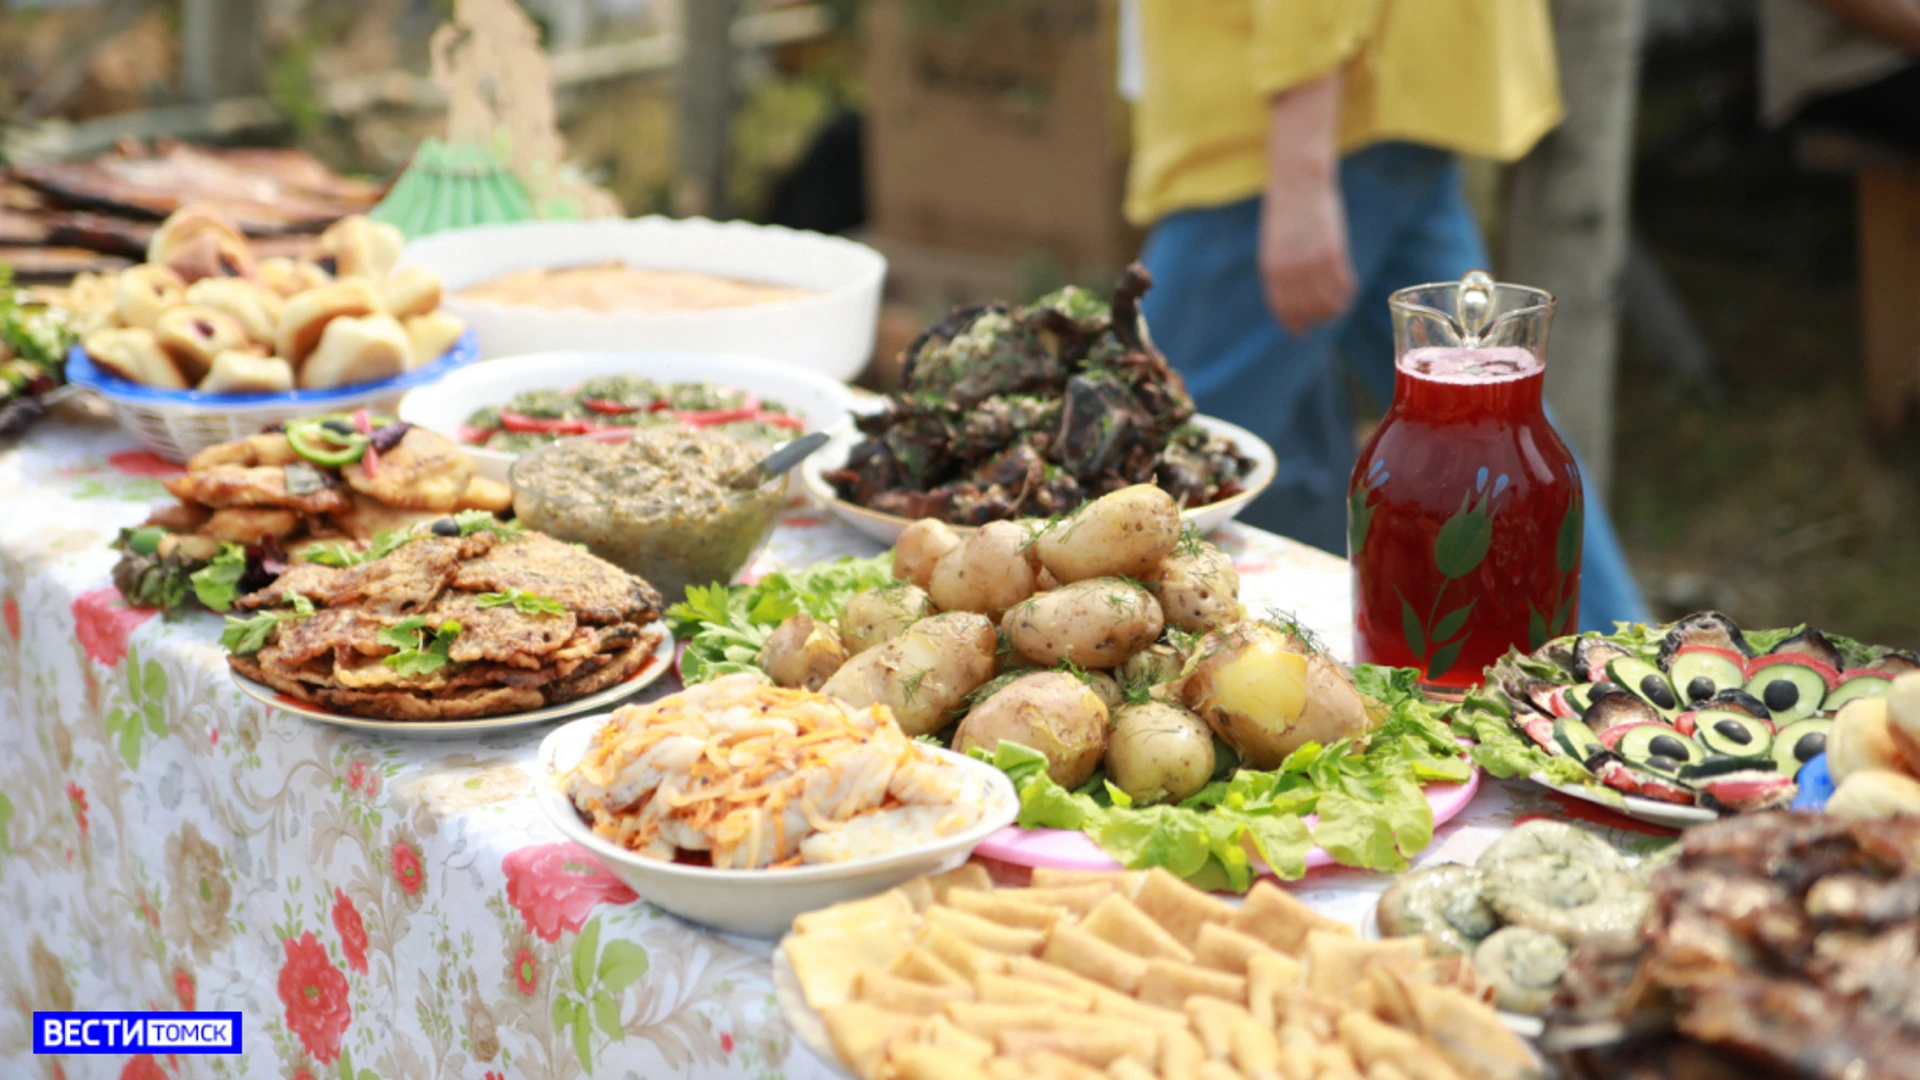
1649, 734, 1690, 761
1642, 675, 1678, 710
430, 518, 461, 537
1712, 719, 1754, 746
1645, 753, 1682, 774
1794, 731, 1827, 762
1762, 679, 1800, 712
322, 418, 355, 435
1687, 676, 1717, 702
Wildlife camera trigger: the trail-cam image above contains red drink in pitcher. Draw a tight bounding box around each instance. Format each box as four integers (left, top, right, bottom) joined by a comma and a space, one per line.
1349, 273, 1582, 689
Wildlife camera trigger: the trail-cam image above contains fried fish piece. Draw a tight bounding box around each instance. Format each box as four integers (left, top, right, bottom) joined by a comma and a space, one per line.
331, 492, 444, 542
543, 628, 661, 702
426, 590, 578, 668
239, 533, 494, 614
312, 683, 545, 721
186, 432, 302, 471
452, 532, 662, 625
202, 507, 301, 545
163, 463, 351, 515
270, 607, 389, 667
342, 427, 474, 512
455, 474, 513, 513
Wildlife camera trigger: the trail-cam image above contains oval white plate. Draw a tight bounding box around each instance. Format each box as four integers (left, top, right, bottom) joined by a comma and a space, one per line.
398, 349, 861, 483
397, 217, 886, 382
537, 720, 1019, 938
232, 626, 674, 740
1527, 772, 1718, 829
799, 413, 1279, 545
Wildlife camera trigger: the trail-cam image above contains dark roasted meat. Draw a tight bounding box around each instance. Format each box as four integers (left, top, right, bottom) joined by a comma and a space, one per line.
1553, 813, 1920, 1080
826, 264, 1251, 526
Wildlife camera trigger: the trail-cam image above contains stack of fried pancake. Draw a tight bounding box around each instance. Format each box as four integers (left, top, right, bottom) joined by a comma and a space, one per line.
228, 528, 664, 720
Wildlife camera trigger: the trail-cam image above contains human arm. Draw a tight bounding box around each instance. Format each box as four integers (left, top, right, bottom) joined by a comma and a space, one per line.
1259, 73, 1353, 335
1808, 0, 1920, 53
1247, 1, 1378, 334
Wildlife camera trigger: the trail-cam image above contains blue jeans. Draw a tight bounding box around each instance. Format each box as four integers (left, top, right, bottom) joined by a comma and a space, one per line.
1140, 142, 1650, 632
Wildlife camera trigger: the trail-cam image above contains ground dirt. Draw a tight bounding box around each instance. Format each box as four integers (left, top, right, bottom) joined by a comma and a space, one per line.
1614, 56, 1920, 651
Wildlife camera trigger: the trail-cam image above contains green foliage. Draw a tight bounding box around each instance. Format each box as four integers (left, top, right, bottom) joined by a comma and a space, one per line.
668, 553, 894, 683
189, 544, 248, 613
983, 665, 1465, 891
476, 589, 566, 617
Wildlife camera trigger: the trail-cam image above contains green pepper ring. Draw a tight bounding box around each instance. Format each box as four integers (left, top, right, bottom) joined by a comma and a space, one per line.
287, 419, 369, 468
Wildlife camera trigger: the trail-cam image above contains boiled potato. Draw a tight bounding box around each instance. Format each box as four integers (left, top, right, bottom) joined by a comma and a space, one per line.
1106, 702, 1216, 806
820, 611, 996, 736
1003, 578, 1164, 670
893, 518, 962, 591
928, 520, 1039, 620
1175, 623, 1376, 769
954, 671, 1109, 787
838, 584, 935, 655
1148, 539, 1241, 633
759, 613, 847, 692
1086, 671, 1123, 712
1034, 484, 1181, 584
1121, 642, 1188, 688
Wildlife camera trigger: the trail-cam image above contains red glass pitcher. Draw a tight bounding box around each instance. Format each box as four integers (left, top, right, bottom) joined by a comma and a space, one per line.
1349, 271, 1582, 690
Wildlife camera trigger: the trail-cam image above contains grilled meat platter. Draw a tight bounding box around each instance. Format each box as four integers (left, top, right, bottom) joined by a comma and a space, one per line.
826, 263, 1253, 526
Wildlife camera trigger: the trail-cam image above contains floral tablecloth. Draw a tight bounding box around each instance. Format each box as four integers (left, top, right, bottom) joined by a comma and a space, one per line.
0, 416, 1674, 1080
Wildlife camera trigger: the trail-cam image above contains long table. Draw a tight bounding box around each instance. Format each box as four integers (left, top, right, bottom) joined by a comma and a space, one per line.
0, 416, 1656, 1080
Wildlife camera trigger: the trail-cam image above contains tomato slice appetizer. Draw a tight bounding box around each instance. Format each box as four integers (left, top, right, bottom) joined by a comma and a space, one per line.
499, 411, 595, 435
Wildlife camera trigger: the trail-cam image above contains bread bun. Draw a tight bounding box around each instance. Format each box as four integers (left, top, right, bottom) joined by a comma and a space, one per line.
380, 266, 442, 319
198, 351, 295, 394
309, 215, 404, 280
276, 279, 381, 367
257, 257, 332, 298
112, 265, 186, 330
402, 311, 465, 368
147, 205, 246, 263
298, 313, 410, 389
1827, 768, 1920, 820
84, 327, 186, 389
161, 229, 256, 285
1828, 697, 1908, 784
155, 306, 251, 385
185, 278, 285, 345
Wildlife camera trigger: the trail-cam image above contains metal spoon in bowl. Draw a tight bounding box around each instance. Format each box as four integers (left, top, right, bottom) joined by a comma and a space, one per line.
725, 430, 832, 491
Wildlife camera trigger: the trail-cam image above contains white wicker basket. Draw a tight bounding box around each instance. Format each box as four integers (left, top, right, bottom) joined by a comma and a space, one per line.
66, 332, 479, 462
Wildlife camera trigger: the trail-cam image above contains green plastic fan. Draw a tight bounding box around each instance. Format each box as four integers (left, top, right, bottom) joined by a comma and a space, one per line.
371, 139, 540, 239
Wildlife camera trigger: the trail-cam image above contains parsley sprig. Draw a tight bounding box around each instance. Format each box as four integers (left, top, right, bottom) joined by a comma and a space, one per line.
190, 543, 249, 612
377, 617, 464, 676
300, 510, 521, 568
219, 593, 315, 655
475, 589, 565, 616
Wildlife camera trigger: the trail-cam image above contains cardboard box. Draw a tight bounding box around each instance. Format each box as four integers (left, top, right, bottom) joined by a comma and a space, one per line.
861, 0, 1135, 271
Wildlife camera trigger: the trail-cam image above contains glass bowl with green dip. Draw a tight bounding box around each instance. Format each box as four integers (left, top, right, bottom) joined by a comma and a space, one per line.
510, 427, 789, 601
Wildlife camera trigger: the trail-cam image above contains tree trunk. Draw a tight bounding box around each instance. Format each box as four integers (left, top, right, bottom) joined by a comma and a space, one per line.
1501, 0, 1645, 497
181, 0, 262, 102
673, 0, 738, 219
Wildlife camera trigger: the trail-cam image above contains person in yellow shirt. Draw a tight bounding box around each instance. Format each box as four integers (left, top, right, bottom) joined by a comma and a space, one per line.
1125, 0, 1648, 629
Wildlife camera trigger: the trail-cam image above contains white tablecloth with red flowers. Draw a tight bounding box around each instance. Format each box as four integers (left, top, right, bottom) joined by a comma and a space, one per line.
0, 415, 1678, 1080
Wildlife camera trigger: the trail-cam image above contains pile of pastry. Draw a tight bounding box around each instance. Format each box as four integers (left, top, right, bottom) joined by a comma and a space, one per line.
61, 207, 466, 394
783, 865, 1539, 1080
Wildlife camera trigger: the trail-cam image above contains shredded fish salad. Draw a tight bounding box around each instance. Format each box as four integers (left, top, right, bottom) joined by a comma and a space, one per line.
564, 673, 986, 868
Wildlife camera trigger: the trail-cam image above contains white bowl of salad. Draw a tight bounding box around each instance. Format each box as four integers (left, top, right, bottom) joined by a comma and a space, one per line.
397, 349, 862, 482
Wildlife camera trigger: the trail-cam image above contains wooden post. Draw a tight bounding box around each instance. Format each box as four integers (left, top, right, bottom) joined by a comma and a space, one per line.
673, 0, 738, 219
181, 0, 262, 102
1501, 0, 1645, 497
1857, 165, 1920, 438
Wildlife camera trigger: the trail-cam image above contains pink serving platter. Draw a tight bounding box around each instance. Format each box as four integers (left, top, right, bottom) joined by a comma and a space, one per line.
970, 768, 1481, 875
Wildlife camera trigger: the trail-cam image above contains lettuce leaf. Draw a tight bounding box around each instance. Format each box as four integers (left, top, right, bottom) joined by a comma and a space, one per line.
984, 663, 1468, 892
188, 543, 248, 612
667, 553, 894, 683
